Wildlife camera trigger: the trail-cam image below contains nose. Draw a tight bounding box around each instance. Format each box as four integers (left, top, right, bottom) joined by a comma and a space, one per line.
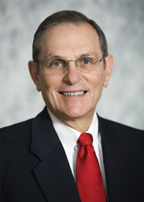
63, 61, 82, 85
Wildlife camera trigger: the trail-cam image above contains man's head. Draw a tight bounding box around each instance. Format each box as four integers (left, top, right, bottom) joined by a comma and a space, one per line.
32, 10, 108, 64
29, 10, 113, 131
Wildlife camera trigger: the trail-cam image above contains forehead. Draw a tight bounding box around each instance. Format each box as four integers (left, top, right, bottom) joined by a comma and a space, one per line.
40, 23, 101, 58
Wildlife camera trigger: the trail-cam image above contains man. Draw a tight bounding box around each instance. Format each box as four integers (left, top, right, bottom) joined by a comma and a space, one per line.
0, 10, 144, 202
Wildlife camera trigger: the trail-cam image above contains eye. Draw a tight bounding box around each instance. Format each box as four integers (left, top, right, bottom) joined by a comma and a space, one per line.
49, 60, 63, 68
83, 59, 90, 64
81, 57, 94, 65
52, 61, 61, 67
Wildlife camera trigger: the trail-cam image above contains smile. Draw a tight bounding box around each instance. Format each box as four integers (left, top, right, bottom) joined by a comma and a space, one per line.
59, 91, 87, 96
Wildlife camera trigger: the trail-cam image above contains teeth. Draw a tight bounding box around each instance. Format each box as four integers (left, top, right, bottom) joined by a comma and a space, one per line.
62, 91, 85, 96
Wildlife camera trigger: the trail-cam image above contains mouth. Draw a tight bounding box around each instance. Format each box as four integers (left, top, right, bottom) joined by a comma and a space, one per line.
59, 90, 87, 96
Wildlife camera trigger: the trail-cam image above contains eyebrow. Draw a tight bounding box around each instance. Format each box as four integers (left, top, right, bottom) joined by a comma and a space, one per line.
79, 53, 99, 58
44, 52, 99, 60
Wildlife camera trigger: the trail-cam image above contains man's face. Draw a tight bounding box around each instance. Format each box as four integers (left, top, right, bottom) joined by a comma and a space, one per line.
29, 23, 113, 127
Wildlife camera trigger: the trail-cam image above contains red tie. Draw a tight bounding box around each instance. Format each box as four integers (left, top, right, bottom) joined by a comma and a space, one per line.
76, 133, 106, 202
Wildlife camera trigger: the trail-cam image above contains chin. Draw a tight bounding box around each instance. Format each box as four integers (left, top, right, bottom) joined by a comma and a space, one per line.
61, 108, 91, 120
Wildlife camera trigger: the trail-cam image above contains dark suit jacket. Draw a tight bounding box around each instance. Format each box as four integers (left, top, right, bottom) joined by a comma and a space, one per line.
0, 107, 144, 202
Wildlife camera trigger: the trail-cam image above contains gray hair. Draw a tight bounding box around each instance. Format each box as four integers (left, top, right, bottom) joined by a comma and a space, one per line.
32, 10, 108, 62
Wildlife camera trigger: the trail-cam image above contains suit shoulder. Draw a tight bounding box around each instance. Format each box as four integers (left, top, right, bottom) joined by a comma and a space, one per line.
0, 119, 35, 168
0, 118, 33, 133
0, 119, 33, 145
98, 114, 144, 136
98, 115, 144, 155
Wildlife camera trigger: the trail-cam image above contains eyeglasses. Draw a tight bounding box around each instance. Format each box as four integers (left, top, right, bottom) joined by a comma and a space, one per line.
37, 55, 104, 74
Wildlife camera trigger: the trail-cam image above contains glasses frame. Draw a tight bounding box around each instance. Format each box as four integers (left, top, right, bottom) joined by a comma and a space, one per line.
37, 55, 105, 74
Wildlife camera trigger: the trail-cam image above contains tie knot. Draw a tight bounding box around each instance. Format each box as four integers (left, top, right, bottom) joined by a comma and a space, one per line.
77, 133, 93, 147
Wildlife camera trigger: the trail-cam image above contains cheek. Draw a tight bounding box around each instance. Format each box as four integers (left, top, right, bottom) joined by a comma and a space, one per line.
39, 74, 56, 91
38, 75, 60, 104
91, 71, 105, 88
90, 72, 105, 100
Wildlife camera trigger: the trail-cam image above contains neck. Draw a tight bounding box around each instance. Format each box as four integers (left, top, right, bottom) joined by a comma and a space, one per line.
64, 119, 92, 133
54, 112, 95, 133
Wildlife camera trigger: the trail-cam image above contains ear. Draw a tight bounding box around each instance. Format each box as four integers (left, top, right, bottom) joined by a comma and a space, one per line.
28, 61, 41, 91
103, 55, 113, 88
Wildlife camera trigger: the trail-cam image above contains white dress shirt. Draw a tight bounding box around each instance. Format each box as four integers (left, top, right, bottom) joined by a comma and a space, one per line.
48, 109, 107, 196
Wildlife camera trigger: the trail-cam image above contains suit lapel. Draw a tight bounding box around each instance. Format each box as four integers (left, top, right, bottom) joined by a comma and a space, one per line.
98, 115, 131, 202
31, 108, 81, 202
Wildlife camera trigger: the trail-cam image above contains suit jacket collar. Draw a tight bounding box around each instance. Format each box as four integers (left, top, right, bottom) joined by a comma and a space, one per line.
31, 107, 60, 160
98, 115, 131, 160
30, 108, 132, 202
31, 107, 81, 202
98, 115, 131, 202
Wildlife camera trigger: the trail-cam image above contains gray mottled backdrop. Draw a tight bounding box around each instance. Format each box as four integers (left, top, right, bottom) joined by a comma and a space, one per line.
0, 0, 144, 129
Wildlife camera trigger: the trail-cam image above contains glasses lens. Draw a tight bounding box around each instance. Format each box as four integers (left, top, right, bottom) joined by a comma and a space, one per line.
77, 56, 97, 72
45, 58, 67, 74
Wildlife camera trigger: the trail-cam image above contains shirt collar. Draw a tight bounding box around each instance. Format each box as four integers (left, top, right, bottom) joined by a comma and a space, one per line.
47, 109, 99, 151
